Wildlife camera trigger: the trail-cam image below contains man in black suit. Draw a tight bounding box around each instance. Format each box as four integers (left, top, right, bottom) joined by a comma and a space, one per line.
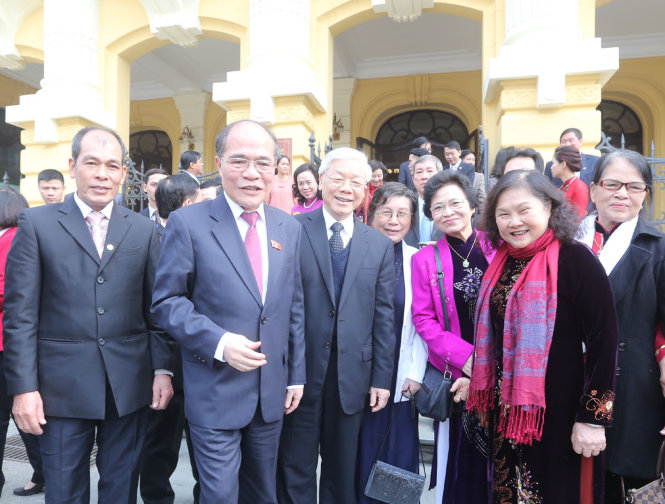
404, 154, 443, 248
140, 168, 169, 223
544, 127, 600, 189
179, 150, 203, 185
139, 172, 201, 504
443, 140, 485, 206
4, 126, 174, 504
277, 147, 395, 503
398, 137, 430, 191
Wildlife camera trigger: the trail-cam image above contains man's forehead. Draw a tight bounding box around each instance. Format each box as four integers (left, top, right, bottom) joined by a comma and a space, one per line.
414, 161, 436, 172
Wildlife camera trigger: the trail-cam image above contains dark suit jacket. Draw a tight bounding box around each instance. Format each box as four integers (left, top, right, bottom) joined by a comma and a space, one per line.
404, 205, 443, 248
3, 197, 172, 419
140, 207, 150, 218
397, 160, 416, 192
151, 196, 305, 429
295, 208, 394, 415
443, 162, 476, 185
545, 153, 599, 188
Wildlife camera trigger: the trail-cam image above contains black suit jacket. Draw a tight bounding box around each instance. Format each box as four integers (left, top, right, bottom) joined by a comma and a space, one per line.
295, 208, 395, 415
3, 197, 172, 419
443, 162, 476, 185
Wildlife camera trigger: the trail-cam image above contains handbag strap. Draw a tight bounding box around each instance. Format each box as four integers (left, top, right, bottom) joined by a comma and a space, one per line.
433, 244, 451, 332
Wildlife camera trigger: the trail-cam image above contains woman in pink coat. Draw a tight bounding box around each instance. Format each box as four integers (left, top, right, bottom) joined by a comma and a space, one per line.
411, 171, 495, 504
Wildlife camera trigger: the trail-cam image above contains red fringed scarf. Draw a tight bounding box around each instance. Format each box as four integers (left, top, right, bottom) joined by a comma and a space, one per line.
467, 228, 560, 445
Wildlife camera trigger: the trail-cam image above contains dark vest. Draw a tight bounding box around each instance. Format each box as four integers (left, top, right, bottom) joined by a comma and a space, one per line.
331, 239, 351, 348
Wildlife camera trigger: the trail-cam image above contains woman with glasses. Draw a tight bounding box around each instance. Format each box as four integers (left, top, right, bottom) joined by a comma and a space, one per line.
577, 150, 665, 502
291, 163, 323, 215
411, 171, 495, 503
356, 182, 428, 503
266, 154, 295, 213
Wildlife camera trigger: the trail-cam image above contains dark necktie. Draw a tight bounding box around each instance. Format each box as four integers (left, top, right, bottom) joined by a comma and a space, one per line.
241, 212, 262, 296
329, 222, 344, 254
154, 213, 161, 227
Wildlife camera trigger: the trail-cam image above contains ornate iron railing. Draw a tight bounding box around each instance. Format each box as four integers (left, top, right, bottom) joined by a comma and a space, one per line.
477, 125, 490, 191
309, 132, 333, 167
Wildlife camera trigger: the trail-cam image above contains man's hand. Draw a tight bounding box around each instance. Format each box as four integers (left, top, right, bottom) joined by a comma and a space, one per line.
284, 388, 303, 415
462, 355, 473, 377
400, 378, 421, 398
451, 377, 470, 403
13, 391, 46, 435
151, 374, 174, 410
369, 387, 390, 413
571, 422, 606, 458
223, 333, 267, 372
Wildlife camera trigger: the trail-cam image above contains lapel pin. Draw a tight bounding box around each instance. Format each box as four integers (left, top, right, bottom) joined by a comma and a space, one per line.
271, 240, 282, 251
107, 244, 114, 251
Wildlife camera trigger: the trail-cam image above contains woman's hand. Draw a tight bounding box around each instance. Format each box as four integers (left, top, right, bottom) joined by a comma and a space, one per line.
451, 377, 470, 403
571, 422, 606, 457
400, 378, 421, 398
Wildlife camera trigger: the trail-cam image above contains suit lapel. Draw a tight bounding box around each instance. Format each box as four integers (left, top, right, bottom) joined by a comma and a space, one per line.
609, 222, 657, 306
303, 209, 335, 305
99, 205, 131, 271
210, 196, 263, 307
339, 217, 368, 309
265, 206, 285, 305
58, 197, 101, 265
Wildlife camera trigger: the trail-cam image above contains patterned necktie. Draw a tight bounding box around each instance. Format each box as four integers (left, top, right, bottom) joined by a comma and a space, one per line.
153, 212, 161, 227
86, 210, 107, 258
329, 222, 344, 254
241, 212, 262, 296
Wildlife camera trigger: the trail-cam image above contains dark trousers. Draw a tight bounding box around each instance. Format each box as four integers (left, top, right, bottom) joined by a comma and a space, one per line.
277, 352, 364, 504
0, 352, 43, 490
40, 390, 148, 504
139, 390, 199, 504
188, 407, 283, 504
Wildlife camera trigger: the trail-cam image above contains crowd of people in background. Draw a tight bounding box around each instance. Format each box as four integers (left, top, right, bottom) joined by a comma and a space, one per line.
0, 121, 663, 504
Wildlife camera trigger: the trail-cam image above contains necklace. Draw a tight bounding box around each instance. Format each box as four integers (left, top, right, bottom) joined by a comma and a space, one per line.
448, 234, 477, 268
303, 198, 317, 209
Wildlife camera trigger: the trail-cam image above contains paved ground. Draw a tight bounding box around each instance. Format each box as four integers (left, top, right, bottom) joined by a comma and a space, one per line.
1, 419, 438, 503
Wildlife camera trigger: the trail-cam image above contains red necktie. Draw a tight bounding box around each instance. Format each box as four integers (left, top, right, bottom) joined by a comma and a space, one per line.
241, 212, 262, 296
591, 231, 604, 255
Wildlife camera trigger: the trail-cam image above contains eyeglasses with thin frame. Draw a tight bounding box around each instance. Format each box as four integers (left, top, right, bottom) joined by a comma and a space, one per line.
297, 180, 316, 188
431, 199, 467, 216
375, 210, 412, 221
221, 157, 275, 173
597, 179, 648, 193
325, 176, 366, 191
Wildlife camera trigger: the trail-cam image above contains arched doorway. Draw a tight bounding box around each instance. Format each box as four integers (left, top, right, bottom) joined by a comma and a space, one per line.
360, 109, 470, 181
597, 99, 643, 153
130, 130, 173, 173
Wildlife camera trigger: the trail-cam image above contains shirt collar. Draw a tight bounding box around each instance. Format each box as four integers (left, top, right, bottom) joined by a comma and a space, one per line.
322, 206, 354, 236
73, 192, 114, 220
223, 192, 266, 223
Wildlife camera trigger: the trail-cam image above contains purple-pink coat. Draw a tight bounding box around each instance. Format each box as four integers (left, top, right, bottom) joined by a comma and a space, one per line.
410, 232, 496, 379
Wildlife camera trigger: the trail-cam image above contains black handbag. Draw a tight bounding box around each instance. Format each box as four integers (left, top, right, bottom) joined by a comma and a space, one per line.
414, 244, 456, 422
625, 440, 665, 503
364, 400, 426, 504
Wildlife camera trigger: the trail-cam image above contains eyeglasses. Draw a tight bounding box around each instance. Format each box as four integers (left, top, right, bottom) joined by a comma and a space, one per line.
431, 199, 467, 216
297, 180, 316, 188
598, 179, 648, 193
375, 210, 412, 220
325, 176, 366, 191
221, 157, 275, 173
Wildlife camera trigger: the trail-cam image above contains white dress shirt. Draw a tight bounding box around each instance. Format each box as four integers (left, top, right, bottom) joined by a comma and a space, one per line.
322, 206, 354, 248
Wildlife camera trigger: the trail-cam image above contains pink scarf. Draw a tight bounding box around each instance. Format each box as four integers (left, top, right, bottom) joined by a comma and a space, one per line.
467, 228, 560, 445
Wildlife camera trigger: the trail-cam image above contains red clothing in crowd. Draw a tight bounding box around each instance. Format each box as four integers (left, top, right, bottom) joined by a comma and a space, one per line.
560, 176, 589, 219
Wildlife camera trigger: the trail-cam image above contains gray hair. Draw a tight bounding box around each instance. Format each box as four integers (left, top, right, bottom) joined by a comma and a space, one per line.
319, 147, 372, 183
215, 120, 280, 160
71, 126, 128, 165
413, 154, 443, 173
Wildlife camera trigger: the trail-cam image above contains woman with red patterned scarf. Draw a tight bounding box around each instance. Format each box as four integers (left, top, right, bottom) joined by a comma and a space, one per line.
463, 170, 619, 504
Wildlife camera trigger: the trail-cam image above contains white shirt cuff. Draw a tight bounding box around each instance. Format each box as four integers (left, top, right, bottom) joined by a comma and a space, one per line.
215, 332, 230, 362
286, 385, 304, 390
154, 369, 173, 377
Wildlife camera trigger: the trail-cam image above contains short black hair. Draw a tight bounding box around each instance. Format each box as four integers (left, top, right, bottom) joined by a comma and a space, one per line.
553, 145, 582, 173
200, 178, 222, 190
482, 170, 579, 248
445, 140, 461, 151
413, 136, 429, 148
423, 170, 478, 220
505, 148, 545, 174
37, 169, 64, 184
0, 187, 29, 228
490, 147, 516, 178
369, 160, 388, 178
593, 150, 652, 189
368, 182, 417, 229
179, 151, 201, 172
292, 163, 321, 205
560, 128, 583, 142
155, 173, 200, 219
143, 168, 169, 185
71, 126, 128, 164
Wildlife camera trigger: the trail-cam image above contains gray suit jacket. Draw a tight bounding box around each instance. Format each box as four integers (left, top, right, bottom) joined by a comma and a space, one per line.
4, 197, 172, 419
295, 208, 395, 415
151, 196, 305, 429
